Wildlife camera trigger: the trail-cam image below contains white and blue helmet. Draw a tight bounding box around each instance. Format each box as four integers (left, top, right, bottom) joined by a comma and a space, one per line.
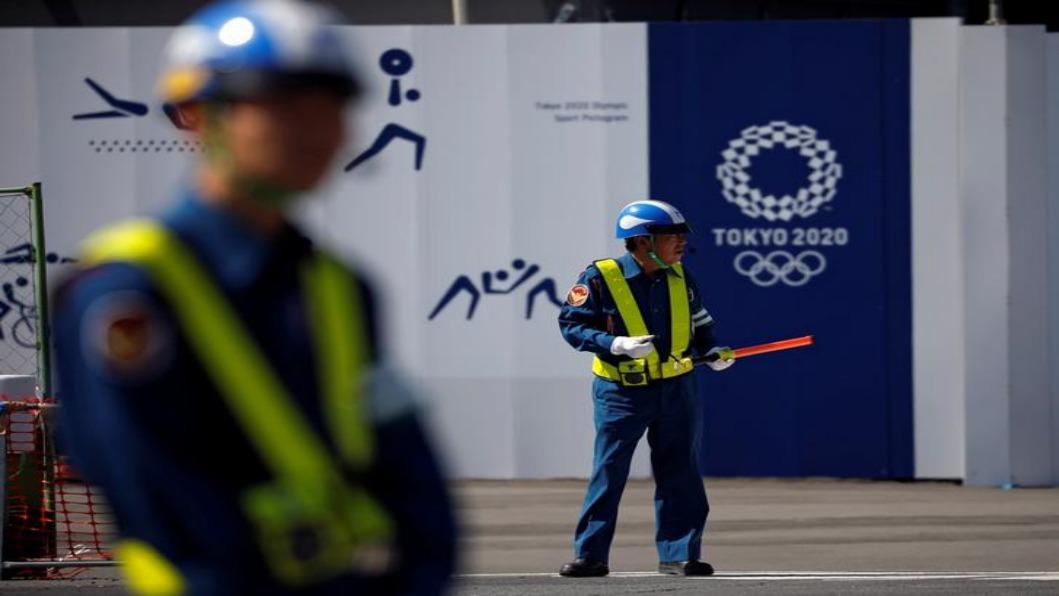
157, 0, 360, 103
614, 200, 692, 239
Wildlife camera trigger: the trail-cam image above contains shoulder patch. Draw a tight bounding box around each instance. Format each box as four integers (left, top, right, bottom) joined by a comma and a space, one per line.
566, 284, 590, 306
82, 291, 171, 380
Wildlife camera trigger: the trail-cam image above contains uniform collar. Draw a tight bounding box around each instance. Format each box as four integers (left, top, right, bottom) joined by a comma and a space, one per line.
163, 190, 313, 290
619, 252, 683, 279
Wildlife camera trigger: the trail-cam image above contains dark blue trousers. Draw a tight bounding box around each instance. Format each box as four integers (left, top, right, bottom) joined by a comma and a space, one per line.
573, 374, 708, 563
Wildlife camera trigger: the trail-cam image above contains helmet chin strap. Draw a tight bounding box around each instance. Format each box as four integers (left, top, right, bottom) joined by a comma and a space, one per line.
647, 235, 671, 270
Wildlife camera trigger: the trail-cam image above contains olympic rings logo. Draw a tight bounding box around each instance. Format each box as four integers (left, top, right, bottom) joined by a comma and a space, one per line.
716, 121, 842, 222
734, 250, 827, 287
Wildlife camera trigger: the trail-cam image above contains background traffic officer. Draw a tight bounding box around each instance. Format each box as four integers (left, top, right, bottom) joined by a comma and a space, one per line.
558, 199, 733, 578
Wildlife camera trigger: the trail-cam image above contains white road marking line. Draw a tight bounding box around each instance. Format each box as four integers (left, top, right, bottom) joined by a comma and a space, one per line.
977, 575, 1059, 582
456, 571, 1059, 581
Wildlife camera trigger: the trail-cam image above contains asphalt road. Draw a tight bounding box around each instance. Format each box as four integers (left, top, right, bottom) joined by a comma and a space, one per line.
3, 478, 1057, 594
3, 572, 1059, 595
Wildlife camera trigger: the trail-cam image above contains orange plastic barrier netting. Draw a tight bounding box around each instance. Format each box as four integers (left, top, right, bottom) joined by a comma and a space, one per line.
2, 398, 117, 578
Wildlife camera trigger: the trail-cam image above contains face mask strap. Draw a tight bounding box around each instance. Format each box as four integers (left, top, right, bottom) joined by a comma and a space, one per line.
647, 235, 671, 270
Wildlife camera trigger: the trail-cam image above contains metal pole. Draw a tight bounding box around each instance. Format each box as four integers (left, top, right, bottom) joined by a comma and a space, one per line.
0, 417, 6, 579
29, 184, 57, 566
985, 0, 1006, 25
29, 183, 51, 399
452, 0, 468, 24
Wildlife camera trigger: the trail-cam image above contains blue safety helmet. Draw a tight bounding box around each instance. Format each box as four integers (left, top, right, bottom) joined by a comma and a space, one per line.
157, 0, 360, 104
614, 200, 692, 239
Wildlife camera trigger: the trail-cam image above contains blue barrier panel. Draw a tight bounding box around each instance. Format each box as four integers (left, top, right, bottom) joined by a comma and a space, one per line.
648, 20, 912, 477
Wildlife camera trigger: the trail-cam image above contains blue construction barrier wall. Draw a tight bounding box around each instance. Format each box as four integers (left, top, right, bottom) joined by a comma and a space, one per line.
649, 21, 913, 477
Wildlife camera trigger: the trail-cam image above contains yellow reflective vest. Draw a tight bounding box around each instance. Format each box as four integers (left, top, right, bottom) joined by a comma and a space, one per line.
81, 220, 392, 591
591, 258, 695, 384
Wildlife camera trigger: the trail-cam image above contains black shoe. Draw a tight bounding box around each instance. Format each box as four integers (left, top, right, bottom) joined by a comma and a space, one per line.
658, 560, 714, 576
559, 558, 610, 577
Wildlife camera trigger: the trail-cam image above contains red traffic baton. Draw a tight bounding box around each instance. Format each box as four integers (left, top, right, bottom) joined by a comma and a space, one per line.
694, 335, 814, 365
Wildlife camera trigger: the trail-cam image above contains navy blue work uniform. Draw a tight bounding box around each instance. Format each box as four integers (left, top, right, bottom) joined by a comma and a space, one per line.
559, 252, 718, 564
53, 191, 456, 595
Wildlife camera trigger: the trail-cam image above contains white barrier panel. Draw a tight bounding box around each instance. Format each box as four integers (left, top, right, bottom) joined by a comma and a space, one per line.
911, 18, 965, 479
961, 26, 1053, 487
0, 24, 651, 479
0, 22, 1054, 482
1046, 34, 1059, 487
309, 25, 652, 478
1004, 27, 1051, 487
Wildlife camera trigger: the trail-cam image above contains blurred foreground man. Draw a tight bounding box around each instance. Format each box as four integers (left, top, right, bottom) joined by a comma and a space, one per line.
557, 200, 733, 578
53, 1, 455, 593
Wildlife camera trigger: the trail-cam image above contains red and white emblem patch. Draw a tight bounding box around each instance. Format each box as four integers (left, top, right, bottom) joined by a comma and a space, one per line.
566, 284, 589, 306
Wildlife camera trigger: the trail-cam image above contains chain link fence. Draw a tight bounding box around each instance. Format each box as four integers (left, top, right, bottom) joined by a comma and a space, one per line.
0, 184, 109, 578
0, 184, 51, 394
0, 190, 40, 378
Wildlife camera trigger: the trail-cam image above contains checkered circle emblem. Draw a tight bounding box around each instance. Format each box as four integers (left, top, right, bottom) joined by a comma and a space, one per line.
716, 121, 842, 222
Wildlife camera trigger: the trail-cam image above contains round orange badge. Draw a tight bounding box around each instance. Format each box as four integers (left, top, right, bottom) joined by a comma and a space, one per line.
566, 284, 589, 306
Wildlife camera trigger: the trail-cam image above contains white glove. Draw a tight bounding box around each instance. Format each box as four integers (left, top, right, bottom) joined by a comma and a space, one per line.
705, 346, 735, 371
609, 335, 656, 359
